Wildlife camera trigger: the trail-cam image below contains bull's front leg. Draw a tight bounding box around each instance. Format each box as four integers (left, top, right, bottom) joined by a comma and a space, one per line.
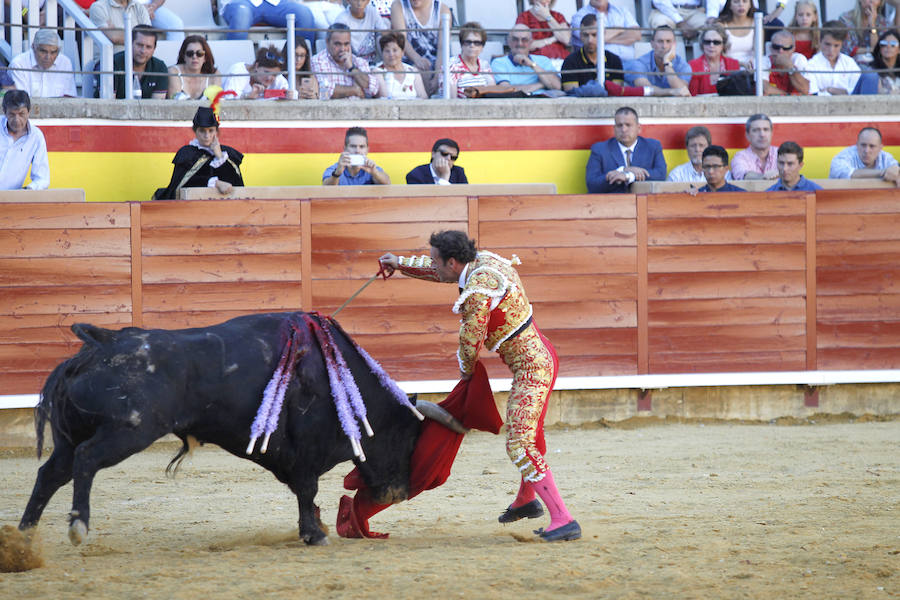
291, 476, 327, 546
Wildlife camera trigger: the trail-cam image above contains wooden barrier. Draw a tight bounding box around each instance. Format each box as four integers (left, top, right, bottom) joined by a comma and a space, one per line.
1, 189, 899, 394
180, 183, 557, 200
0, 189, 85, 202
632, 179, 897, 194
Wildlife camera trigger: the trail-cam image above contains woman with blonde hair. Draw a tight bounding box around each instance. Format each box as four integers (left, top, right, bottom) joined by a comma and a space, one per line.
839, 0, 898, 65
789, 0, 820, 58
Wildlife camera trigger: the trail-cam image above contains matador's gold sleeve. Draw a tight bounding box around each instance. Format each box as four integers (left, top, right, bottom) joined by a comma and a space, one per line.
397, 255, 441, 282
457, 292, 492, 376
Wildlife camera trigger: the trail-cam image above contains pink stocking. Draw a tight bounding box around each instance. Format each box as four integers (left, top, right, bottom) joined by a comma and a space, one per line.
533, 469, 573, 531
510, 478, 535, 508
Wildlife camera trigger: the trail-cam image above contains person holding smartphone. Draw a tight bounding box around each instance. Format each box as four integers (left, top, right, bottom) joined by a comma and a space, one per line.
322, 127, 392, 185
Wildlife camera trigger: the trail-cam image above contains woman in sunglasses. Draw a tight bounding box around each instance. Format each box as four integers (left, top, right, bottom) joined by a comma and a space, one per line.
515, 0, 571, 70
688, 23, 741, 95
872, 28, 900, 92
168, 36, 221, 100
444, 21, 496, 99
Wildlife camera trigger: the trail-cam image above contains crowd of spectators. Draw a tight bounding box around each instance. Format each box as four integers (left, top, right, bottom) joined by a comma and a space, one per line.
3, 0, 900, 100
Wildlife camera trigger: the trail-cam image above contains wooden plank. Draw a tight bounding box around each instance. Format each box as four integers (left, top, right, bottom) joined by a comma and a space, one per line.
141, 309, 277, 330
542, 327, 638, 356
468, 196, 478, 244
649, 216, 806, 245
182, 184, 555, 200
817, 294, 900, 323
647, 192, 806, 219
311, 246, 637, 279
817, 267, 900, 296
649, 243, 805, 273
0, 203, 130, 229
0, 342, 81, 370
0, 312, 133, 343
312, 278, 459, 307
649, 323, 806, 352
817, 213, 900, 242
310, 196, 467, 224
311, 222, 464, 252
0, 257, 131, 286
817, 322, 900, 349
650, 351, 807, 373
480, 219, 636, 248
377, 354, 639, 380
0, 285, 132, 315
0, 189, 84, 203
522, 274, 637, 302
637, 193, 648, 374
141, 226, 303, 256
0, 229, 131, 258
131, 202, 142, 328
0, 371, 55, 395
479, 194, 636, 221
805, 192, 816, 371
142, 254, 303, 284
648, 271, 806, 300
301, 200, 312, 312
141, 200, 301, 227
648, 297, 807, 327
816, 188, 900, 214
142, 282, 302, 312
332, 300, 636, 335
817, 240, 900, 268
818, 347, 900, 370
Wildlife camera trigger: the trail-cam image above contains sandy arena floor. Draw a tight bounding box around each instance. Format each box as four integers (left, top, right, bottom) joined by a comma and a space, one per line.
0, 420, 897, 599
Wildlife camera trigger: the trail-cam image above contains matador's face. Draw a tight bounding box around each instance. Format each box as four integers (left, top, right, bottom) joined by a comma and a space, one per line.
430, 246, 459, 283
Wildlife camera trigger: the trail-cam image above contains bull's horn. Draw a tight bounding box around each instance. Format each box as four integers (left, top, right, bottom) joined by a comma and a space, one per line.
416, 400, 469, 435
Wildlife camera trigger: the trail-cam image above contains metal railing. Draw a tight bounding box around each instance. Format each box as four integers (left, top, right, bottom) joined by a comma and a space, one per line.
0, 5, 882, 101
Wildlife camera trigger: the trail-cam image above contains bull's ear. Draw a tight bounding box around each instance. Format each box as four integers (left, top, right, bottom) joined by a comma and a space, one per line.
71, 323, 116, 346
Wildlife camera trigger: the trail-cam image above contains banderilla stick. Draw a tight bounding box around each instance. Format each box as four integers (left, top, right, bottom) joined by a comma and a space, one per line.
330, 262, 392, 318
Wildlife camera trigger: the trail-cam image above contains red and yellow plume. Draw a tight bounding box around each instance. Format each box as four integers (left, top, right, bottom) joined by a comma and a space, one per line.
203, 85, 237, 123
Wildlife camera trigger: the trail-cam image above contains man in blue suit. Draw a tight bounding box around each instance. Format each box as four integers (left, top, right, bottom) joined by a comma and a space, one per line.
585, 106, 667, 193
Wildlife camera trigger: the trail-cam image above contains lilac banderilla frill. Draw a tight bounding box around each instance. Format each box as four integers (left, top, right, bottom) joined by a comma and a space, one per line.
246, 313, 423, 459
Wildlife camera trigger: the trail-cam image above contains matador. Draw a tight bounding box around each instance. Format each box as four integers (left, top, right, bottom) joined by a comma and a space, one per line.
380, 230, 581, 542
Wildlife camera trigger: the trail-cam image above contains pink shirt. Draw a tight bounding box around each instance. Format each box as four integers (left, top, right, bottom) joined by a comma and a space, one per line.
730, 146, 777, 180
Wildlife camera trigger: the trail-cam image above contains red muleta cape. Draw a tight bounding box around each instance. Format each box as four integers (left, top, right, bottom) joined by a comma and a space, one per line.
337, 361, 516, 538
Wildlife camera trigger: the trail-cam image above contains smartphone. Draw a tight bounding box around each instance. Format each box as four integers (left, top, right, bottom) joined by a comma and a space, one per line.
264, 89, 287, 99
348, 154, 365, 166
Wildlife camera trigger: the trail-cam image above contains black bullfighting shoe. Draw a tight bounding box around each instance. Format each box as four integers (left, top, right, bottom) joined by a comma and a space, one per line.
535, 520, 582, 542
498, 499, 544, 523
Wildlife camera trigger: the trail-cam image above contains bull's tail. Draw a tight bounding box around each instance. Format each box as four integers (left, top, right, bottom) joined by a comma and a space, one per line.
166, 435, 200, 478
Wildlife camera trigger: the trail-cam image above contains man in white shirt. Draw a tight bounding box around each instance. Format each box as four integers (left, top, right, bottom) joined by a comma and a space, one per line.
668, 126, 712, 183
0, 91, 50, 190
571, 0, 642, 61
9, 29, 77, 98
333, 0, 387, 65
806, 21, 863, 96
829, 127, 900, 186
89, 0, 151, 62
649, 0, 717, 41
219, 0, 316, 44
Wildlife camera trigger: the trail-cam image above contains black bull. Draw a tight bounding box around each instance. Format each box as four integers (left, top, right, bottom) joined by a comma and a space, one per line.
19, 312, 439, 546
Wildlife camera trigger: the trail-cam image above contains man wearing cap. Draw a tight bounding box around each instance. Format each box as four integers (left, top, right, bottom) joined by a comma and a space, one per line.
8, 29, 77, 98
154, 106, 244, 200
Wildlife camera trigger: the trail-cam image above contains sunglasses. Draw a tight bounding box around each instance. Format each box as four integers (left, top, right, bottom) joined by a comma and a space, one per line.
770, 43, 794, 51
185, 50, 206, 58
462, 39, 485, 47
439, 150, 459, 161
702, 38, 723, 46
264, 50, 285, 65
880, 39, 900, 47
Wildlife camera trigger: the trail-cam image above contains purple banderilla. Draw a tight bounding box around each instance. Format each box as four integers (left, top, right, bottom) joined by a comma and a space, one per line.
246, 313, 423, 459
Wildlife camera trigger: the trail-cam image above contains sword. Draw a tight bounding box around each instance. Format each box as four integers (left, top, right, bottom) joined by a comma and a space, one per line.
330, 262, 392, 318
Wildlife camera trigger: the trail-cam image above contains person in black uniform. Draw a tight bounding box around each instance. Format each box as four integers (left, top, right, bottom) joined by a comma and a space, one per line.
155, 105, 244, 200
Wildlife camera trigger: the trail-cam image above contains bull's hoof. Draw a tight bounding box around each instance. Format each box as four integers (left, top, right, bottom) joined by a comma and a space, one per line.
301, 530, 328, 546
68, 519, 88, 546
